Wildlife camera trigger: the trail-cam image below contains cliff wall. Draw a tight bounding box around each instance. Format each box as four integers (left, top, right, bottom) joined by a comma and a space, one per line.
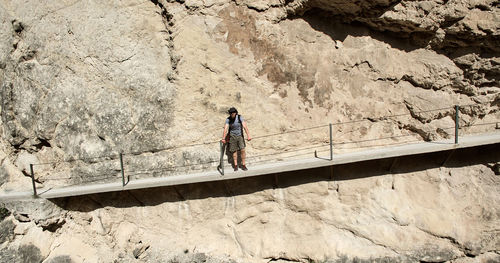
0, 0, 499, 262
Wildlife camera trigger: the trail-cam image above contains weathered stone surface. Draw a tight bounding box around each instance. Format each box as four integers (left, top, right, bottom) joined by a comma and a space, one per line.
0, 244, 43, 263
450, 252, 500, 263
13, 212, 30, 222
1, 0, 175, 160
0, 151, 499, 262
454, 54, 500, 87
3, 199, 65, 225
39, 217, 66, 232
0, 165, 7, 187
167, 252, 237, 263
0, 0, 497, 186
45, 255, 73, 263
13, 148, 492, 263
280, 0, 500, 87
0, 219, 14, 243
132, 243, 150, 259
0, 206, 10, 221
14, 151, 38, 174
494, 162, 500, 175
0, 0, 499, 262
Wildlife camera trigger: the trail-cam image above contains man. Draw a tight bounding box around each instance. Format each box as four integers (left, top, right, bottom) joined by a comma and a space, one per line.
221, 107, 252, 171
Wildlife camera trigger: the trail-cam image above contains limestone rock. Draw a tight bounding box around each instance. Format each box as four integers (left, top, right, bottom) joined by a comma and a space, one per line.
3, 199, 65, 225
168, 252, 236, 263
0, 206, 10, 221
243, 0, 272, 12
451, 252, 500, 263
0, 165, 7, 186
0, 0, 497, 185
13, 212, 30, 222
132, 242, 150, 259
492, 162, 500, 175
453, 54, 500, 87
0, 244, 43, 263
44, 256, 73, 263
38, 217, 66, 232
13, 222, 29, 235
14, 151, 38, 174
1, 0, 175, 161
281, 0, 500, 87
0, 219, 15, 243
0, 0, 499, 262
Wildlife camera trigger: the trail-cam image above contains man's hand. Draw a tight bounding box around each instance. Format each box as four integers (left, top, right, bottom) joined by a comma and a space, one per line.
221, 139, 227, 144
247, 136, 252, 141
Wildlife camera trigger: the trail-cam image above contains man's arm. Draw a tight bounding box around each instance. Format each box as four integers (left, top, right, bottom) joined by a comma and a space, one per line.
242, 121, 252, 141
221, 124, 229, 143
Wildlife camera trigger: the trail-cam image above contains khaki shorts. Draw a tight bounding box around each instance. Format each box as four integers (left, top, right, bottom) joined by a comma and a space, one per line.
228, 134, 245, 153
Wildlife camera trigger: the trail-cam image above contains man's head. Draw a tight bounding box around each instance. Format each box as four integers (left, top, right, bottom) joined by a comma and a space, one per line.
228, 107, 238, 118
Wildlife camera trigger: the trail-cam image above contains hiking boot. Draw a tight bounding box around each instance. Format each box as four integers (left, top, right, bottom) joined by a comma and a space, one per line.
240, 165, 248, 171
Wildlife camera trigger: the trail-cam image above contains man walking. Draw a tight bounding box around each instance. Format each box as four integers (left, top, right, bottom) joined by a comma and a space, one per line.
221, 107, 252, 171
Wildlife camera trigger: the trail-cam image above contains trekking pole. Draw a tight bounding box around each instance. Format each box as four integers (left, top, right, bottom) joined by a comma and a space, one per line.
455, 105, 459, 144
219, 141, 224, 175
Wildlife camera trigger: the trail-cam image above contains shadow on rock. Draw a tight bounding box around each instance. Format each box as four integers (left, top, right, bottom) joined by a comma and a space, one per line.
299, 8, 427, 52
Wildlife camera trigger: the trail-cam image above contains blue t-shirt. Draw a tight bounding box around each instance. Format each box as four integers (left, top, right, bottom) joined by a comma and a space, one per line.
226, 115, 244, 136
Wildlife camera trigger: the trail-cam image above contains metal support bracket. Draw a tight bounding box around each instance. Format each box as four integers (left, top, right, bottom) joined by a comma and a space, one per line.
30, 164, 37, 197
441, 149, 455, 166
389, 157, 399, 173
455, 105, 460, 144
329, 123, 333, 161
120, 153, 128, 186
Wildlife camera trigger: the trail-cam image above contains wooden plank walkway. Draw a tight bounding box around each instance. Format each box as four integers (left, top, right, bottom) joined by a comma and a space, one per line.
1, 132, 499, 201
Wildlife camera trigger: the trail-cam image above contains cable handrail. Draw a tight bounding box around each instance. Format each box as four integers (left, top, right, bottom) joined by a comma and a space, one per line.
332, 133, 415, 146
32, 154, 121, 166
333, 139, 423, 150
40, 171, 120, 181
36, 123, 497, 182
31, 103, 493, 166
463, 121, 499, 128
245, 143, 330, 161
126, 159, 219, 175
25, 103, 498, 193
251, 124, 329, 140
126, 143, 333, 175
38, 144, 334, 181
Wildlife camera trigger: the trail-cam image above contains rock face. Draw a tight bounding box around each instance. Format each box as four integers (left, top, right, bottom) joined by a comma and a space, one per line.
0, 0, 499, 262
2, 147, 500, 263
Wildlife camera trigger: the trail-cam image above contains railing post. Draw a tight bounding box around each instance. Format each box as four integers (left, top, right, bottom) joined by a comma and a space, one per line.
30, 164, 37, 196
455, 105, 460, 144
120, 153, 126, 186
219, 141, 224, 175
329, 123, 333, 161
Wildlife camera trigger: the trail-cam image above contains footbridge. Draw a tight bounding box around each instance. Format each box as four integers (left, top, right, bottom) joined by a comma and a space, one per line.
0, 104, 499, 201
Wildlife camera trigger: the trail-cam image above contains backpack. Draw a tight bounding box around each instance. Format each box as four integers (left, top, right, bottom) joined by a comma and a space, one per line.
226, 115, 244, 140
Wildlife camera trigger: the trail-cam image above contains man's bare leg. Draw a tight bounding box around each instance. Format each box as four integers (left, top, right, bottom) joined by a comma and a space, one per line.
241, 149, 246, 166
232, 151, 238, 168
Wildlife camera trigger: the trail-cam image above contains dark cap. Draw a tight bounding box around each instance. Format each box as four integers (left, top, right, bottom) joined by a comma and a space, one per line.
228, 107, 238, 114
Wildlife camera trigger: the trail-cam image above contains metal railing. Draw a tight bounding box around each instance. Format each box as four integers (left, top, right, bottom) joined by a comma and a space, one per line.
27, 102, 499, 196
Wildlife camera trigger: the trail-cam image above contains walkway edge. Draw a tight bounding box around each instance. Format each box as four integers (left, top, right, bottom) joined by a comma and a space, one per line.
1, 132, 499, 201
